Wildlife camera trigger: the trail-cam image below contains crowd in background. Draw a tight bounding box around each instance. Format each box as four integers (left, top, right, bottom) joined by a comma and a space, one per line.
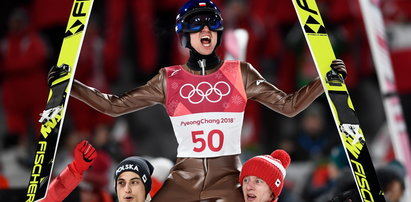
0, 0, 410, 201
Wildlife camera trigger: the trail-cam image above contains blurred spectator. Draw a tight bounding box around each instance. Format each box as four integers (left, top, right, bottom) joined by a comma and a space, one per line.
315, 168, 361, 202
0, 162, 9, 189
382, 0, 411, 140
302, 146, 350, 201
293, 103, 338, 161
319, 160, 406, 202
0, 176, 8, 189
103, 0, 158, 80
31, 0, 72, 65
223, 0, 282, 73
376, 161, 406, 202
259, 0, 301, 92
222, 0, 263, 150
0, 8, 48, 149
277, 185, 305, 202
319, 0, 373, 88
325, 174, 361, 202
68, 16, 114, 138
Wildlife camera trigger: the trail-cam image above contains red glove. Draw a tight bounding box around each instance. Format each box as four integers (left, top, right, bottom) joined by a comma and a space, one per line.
72, 140, 97, 174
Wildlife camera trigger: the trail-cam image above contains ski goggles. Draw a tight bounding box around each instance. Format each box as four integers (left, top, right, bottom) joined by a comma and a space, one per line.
183, 13, 224, 33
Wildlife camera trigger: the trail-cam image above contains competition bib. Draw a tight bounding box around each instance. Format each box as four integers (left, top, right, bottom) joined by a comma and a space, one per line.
165, 61, 247, 157
170, 112, 244, 157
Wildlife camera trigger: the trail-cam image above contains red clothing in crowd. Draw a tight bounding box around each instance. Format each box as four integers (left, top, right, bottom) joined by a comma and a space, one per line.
382, 0, 411, 94
103, 0, 158, 76
69, 18, 114, 134
0, 30, 48, 136
0, 174, 9, 189
31, 0, 73, 30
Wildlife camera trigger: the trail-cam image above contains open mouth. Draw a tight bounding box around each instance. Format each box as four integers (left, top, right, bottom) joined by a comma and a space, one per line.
201, 35, 211, 47
124, 196, 134, 201
246, 194, 257, 201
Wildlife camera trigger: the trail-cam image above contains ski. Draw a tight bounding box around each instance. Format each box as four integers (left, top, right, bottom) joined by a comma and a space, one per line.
291, 0, 385, 201
26, 0, 94, 201
358, 0, 411, 200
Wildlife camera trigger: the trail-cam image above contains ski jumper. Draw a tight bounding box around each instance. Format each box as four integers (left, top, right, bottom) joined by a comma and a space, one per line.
151, 61, 246, 201
70, 60, 324, 201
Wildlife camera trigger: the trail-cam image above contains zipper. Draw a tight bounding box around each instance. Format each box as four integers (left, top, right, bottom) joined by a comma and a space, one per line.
203, 158, 208, 173
198, 59, 206, 75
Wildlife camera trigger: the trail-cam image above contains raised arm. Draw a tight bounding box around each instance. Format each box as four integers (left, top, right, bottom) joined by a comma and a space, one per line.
70, 69, 166, 117
42, 140, 96, 202
241, 62, 323, 117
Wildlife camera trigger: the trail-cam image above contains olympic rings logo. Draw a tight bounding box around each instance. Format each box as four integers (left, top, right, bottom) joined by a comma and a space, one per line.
179, 81, 231, 104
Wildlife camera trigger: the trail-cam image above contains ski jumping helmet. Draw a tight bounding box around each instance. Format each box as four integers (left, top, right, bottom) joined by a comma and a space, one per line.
175, 0, 224, 48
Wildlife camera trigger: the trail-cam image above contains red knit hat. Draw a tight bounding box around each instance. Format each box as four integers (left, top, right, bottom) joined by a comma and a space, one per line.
239, 150, 291, 198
